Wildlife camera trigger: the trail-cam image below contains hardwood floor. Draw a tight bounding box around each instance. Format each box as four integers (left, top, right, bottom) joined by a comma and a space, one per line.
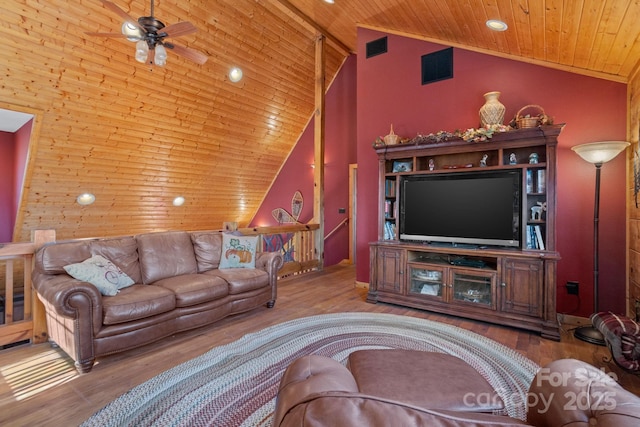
0, 263, 638, 425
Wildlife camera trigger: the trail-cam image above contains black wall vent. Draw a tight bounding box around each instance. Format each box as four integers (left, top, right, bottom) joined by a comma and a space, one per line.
421, 47, 454, 85
366, 37, 388, 58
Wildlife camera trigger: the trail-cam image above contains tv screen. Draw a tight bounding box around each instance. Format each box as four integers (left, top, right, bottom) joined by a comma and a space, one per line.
400, 170, 521, 247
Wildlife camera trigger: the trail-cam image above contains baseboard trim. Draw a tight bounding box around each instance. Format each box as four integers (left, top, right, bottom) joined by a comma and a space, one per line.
355, 280, 369, 289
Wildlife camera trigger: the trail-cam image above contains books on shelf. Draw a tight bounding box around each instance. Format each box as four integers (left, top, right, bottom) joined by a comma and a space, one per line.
526, 225, 545, 250
385, 179, 396, 197
384, 200, 394, 218
384, 221, 397, 240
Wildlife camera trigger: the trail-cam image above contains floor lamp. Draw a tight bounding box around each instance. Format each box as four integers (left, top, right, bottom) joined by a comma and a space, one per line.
571, 140, 629, 345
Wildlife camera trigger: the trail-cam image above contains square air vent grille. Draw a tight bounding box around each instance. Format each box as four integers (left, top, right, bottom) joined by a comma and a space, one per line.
366, 37, 388, 58
421, 47, 454, 85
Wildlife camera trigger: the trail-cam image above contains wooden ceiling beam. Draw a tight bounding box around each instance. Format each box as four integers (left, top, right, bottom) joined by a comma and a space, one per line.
271, 0, 353, 55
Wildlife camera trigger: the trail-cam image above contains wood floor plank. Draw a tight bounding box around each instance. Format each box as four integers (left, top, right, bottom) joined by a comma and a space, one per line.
0, 263, 638, 425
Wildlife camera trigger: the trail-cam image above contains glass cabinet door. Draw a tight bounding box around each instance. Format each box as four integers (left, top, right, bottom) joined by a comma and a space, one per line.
451, 270, 496, 309
408, 265, 446, 301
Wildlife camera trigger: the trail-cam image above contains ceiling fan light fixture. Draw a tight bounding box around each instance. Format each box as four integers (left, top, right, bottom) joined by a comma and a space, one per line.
135, 40, 149, 63
486, 19, 508, 31
122, 21, 143, 41
154, 44, 167, 66
229, 67, 243, 82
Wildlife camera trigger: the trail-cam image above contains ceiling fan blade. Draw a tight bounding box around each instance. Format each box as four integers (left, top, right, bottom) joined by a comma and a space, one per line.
160, 21, 197, 38
165, 43, 208, 65
85, 32, 130, 38
99, 0, 145, 32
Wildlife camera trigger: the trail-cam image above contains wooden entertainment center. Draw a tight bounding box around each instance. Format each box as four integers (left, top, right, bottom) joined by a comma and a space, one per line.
368, 124, 564, 340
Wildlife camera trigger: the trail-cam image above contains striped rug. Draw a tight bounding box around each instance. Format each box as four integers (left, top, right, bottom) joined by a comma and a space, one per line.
82, 312, 539, 427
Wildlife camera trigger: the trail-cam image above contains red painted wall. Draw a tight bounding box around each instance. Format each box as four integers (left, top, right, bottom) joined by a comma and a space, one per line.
0, 131, 15, 243
356, 29, 627, 316
251, 55, 357, 266
14, 119, 32, 217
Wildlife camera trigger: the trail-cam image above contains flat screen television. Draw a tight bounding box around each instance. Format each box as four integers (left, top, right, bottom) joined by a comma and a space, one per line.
399, 169, 521, 248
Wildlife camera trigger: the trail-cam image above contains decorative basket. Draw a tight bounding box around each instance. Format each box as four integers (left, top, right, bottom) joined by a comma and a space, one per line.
516, 105, 545, 128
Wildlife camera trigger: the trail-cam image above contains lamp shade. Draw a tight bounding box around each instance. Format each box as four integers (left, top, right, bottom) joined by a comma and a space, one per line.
571, 141, 630, 165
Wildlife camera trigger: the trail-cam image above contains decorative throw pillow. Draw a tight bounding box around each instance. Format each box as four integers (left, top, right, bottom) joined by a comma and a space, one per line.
64, 254, 135, 296
621, 333, 640, 360
219, 234, 258, 269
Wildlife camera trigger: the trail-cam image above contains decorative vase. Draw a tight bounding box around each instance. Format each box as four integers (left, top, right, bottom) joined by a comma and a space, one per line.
479, 91, 506, 127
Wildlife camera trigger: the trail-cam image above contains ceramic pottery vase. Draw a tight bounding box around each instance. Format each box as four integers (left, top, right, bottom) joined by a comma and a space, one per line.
479, 91, 506, 126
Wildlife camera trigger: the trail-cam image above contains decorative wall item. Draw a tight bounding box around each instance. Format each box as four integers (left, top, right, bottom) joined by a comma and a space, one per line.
291, 190, 303, 221
272, 191, 304, 224
479, 91, 506, 126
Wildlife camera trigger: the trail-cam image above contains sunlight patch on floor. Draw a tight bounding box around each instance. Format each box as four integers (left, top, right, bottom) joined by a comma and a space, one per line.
0, 348, 77, 401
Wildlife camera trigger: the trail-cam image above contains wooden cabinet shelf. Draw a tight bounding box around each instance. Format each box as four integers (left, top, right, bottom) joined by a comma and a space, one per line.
368, 125, 564, 340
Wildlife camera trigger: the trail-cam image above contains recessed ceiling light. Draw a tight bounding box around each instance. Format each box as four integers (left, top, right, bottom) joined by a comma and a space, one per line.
324, 0, 335, 3
486, 19, 508, 32
76, 193, 96, 206
173, 196, 185, 206
229, 67, 243, 83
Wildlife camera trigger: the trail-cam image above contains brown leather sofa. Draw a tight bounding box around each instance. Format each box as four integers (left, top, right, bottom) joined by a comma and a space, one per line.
274, 350, 640, 426
33, 230, 283, 373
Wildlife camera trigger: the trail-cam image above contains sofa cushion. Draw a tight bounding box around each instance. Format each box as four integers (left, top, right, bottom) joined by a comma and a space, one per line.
102, 284, 176, 325
219, 234, 258, 269
154, 274, 229, 307
136, 231, 198, 284
36, 240, 92, 274
63, 254, 135, 296
91, 236, 142, 284
347, 350, 505, 413
206, 268, 269, 294
190, 231, 223, 272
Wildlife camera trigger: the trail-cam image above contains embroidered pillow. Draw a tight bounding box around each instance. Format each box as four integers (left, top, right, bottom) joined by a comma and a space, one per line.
219, 234, 258, 269
64, 254, 135, 296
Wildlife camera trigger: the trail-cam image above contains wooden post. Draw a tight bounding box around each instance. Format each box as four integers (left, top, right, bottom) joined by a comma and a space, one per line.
314, 34, 326, 270
30, 229, 56, 343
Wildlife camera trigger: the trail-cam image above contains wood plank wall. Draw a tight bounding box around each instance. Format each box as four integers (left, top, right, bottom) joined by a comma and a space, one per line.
1, 0, 346, 242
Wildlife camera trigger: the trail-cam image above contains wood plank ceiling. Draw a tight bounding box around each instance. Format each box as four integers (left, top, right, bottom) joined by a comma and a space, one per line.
3, 0, 640, 241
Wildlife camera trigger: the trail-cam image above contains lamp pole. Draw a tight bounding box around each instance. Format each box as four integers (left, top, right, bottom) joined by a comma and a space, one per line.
572, 141, 629, 345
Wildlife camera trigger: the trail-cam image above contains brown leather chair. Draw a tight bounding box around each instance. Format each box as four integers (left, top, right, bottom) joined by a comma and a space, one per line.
274, 351, 640, 427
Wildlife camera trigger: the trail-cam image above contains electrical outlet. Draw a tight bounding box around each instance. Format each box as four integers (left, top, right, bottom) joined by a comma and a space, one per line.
566, 281, 579, 295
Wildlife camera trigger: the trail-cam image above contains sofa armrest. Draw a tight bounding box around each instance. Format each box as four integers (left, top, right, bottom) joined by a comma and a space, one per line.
256, 251, 284, 303
527, 359, 640, 427
256, 251, 284, 274
274, 355, 359, 426
33, 271, 103, 372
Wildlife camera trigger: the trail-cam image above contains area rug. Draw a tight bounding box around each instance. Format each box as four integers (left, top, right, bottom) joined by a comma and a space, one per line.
82, 312, 540, 427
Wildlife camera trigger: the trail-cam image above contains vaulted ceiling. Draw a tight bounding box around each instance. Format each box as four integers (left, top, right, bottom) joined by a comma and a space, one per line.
3, 0, 640, 241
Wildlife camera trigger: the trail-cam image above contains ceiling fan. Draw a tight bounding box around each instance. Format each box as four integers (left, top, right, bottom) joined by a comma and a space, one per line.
86, 0, 208, 66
